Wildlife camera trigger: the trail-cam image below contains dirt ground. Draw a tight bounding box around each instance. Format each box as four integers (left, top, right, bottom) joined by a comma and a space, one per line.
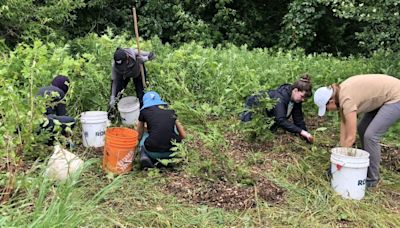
2, 116, 398, 210
164, 172, 284, 210
381, 144, 400, 172
161, 117, 399, 211
162, 131, 288, 211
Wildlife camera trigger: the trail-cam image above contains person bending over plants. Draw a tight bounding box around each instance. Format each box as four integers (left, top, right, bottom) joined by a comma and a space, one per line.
240, 74, 314, 143
36, 75, 75, 146
108, 47, 156, 119
136, 91, 186, 169
314, 74, 400, 187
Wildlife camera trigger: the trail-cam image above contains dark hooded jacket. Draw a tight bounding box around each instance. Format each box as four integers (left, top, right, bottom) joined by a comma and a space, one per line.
36, 86, 67, 116
110, 48, 154, 99
267, 84, 307, 133
241, 84, 307, 134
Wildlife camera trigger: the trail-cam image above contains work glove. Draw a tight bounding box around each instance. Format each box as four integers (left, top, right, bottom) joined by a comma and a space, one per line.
148, 52, 156, 60
108, 97, 117, 120
136, 52, 155, 64
300, 130, 314, 143
109, 96, 116, 108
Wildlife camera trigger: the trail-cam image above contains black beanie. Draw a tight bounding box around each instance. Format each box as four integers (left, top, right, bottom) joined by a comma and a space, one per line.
114, 48, 127, 64
51, 75, 70, 93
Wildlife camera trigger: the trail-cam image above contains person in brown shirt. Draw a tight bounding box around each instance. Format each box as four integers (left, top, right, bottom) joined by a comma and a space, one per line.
314, 74, 400, 187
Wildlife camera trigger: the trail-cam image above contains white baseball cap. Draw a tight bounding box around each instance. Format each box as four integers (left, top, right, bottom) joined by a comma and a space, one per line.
313, 86, 333, 116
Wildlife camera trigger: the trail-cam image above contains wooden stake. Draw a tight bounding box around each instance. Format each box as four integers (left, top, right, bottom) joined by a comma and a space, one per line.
132, 7, 146, 88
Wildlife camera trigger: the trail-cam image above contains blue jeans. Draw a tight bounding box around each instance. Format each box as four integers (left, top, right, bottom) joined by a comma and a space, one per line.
139, 133, 174, 160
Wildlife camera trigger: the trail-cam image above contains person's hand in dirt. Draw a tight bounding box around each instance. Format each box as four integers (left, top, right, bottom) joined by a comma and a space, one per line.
148, 52, 156, 60
300, 130, 314, 143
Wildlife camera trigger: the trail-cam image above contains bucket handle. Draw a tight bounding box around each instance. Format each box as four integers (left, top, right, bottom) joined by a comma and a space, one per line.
330, 161, 345, 175
83, 131, 89, 147
334, 161, 345, 167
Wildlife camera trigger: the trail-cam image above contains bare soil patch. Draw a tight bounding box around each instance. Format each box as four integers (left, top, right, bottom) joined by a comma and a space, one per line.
381, 144, 400, 172
163, 131, 286, 210
164, 172, 284, 210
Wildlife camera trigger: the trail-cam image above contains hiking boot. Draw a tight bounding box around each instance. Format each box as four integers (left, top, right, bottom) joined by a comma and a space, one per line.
140, 149, 154, 169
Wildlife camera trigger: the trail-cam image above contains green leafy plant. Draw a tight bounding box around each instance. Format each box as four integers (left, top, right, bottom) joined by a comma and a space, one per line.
156, 140, 190, 167
240, 93, 276, 141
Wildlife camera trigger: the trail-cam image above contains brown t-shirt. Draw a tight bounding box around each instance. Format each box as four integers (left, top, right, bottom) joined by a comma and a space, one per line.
339, 74, 400, 115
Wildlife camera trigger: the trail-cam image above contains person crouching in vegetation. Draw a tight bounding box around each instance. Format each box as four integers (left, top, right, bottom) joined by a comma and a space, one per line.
108, 47, 156, 119
240, 74, 314, 143
136, 91, 186, 169
36, 75, 75, 146
314, 74, 400, 187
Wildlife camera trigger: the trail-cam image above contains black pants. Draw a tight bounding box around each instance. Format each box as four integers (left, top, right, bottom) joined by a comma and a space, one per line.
115, 65, 147, 107
42, 114, 76, 145
240, 92, 266, 122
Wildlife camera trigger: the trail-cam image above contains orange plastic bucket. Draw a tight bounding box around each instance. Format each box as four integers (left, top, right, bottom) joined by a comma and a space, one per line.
103, 127, 139, 174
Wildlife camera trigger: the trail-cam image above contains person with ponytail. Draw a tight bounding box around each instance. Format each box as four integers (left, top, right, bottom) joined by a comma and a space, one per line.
240, 74, 314, 143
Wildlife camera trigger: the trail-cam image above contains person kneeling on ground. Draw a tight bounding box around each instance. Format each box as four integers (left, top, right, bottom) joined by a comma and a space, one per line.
136, 91, 186, 169
36, 75, 75, 146
314, 74, 400, 187
240, 74, 314, 143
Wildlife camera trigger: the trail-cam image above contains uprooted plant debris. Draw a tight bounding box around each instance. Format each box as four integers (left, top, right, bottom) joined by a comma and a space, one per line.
164, 173, 284, 210
381, 144, 400, 172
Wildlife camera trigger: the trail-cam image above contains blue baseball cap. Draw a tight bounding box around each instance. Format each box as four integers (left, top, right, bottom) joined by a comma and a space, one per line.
141, 91, 167, 110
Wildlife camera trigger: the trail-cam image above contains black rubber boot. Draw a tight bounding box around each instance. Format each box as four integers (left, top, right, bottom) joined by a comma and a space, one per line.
325, 165, 332, 179
366, 180, 378, 188
140, 147, 154, 169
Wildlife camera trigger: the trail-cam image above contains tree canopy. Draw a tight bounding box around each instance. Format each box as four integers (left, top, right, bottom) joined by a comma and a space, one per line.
1, 0, 399, 55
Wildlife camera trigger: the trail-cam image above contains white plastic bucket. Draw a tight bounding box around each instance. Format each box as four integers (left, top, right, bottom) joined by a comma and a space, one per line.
117, 96, 140, 126
330, 147, 370, 200
80, 111, 108, 147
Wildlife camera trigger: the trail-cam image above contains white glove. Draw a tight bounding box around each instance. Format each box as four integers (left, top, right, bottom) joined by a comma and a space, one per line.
109, 97, 116, 108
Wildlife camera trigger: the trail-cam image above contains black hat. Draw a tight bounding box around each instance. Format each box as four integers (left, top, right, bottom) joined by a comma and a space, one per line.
51, 75, 70, 93
114, 48, 127, 65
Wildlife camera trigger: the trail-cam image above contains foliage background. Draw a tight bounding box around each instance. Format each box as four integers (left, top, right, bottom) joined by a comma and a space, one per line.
1, 0, 400, 55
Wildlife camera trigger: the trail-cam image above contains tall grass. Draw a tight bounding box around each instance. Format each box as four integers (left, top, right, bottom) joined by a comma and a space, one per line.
0, 159, 122, 227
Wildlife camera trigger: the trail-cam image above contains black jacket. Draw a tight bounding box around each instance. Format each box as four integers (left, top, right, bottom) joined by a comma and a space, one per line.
37, 86, 67, 116
267, 84, 307, 133
139, 105, 181, 152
